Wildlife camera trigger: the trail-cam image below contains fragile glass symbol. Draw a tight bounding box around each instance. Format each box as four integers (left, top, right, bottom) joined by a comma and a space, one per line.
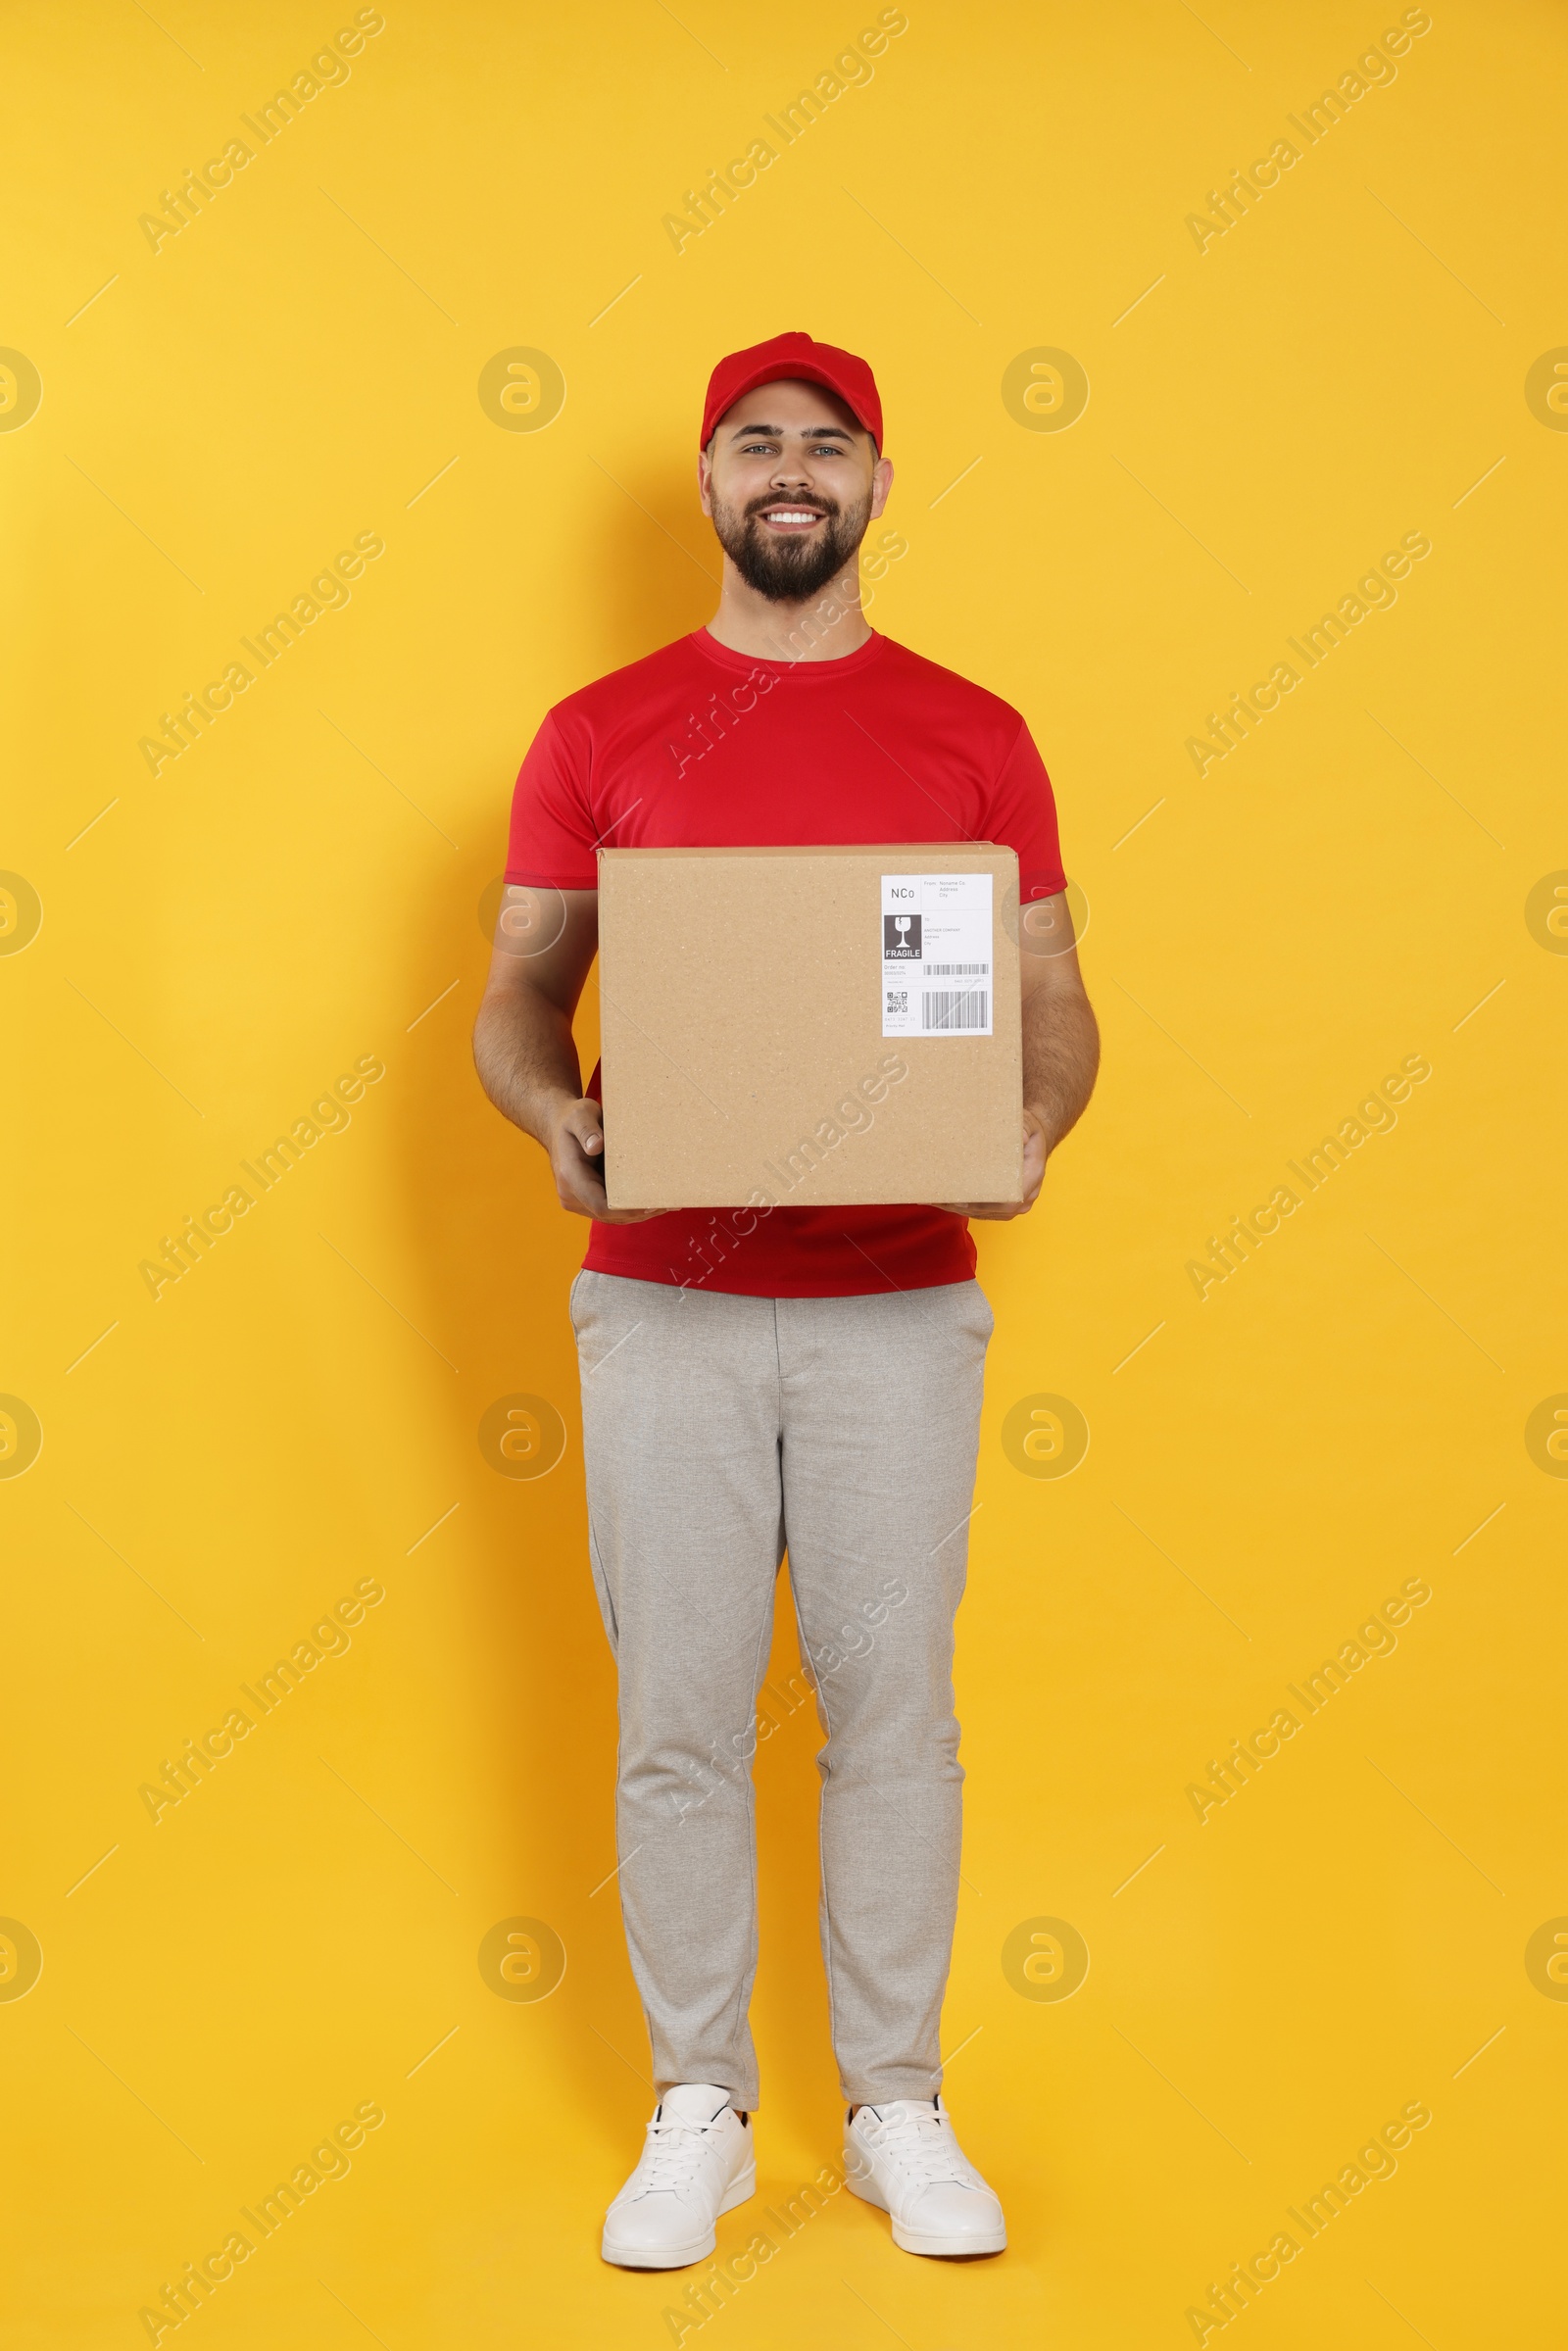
894, 915, 911, 949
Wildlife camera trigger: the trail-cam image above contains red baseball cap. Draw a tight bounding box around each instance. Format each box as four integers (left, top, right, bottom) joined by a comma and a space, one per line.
700, 331, 883, 452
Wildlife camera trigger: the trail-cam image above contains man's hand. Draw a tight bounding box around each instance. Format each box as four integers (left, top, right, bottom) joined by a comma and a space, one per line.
940, 892, 1101, 1221
474, 889, 663, 1224
940, 1108, 1048, 1221
546, 1096, 665, 1224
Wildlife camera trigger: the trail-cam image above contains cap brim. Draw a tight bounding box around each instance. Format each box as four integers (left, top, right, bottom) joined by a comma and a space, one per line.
705, 367, 876, 446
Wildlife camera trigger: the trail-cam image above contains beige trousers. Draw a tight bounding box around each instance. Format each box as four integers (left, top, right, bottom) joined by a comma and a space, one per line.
569, 1268, 993, 2109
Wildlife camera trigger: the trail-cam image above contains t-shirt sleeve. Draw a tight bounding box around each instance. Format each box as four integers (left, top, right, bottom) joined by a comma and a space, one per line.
986, 715, 1067, 903
504, 710, 599, 889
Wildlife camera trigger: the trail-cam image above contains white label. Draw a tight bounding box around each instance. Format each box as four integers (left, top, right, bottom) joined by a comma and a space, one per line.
881, 872, 993, 1037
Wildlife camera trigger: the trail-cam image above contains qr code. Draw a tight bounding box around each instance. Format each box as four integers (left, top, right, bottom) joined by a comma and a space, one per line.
886, 990, 907, 1012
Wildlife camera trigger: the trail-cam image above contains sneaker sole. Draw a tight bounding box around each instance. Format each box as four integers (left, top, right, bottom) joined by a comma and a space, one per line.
845, 2164, 1006, 2258
601, 2160, 757, 2269
890, 2217, 1007, 2256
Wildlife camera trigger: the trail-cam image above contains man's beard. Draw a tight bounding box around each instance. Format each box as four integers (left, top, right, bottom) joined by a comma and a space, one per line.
710, 489, 871, 604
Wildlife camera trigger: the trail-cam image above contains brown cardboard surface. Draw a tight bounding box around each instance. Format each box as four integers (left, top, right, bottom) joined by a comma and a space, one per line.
598, 843, 1022, 1209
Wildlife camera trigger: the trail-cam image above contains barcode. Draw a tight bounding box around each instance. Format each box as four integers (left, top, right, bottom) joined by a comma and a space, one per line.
922, 989, 989, 1031
922, 962, 990, 977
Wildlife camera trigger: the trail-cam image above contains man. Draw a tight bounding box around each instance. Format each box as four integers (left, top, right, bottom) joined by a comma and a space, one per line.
473, 331, 1099, 2268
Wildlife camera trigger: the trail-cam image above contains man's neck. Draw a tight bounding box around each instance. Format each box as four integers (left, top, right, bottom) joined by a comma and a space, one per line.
704, 560, 872, 666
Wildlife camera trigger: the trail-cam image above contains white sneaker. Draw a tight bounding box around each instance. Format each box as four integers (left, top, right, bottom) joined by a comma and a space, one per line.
601, 2083, 755, 2268
845, 2093, 1006, 2256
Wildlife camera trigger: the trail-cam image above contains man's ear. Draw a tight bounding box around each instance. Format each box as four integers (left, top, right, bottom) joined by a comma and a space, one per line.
870, 456, 895, 520
697, 446, 714, 515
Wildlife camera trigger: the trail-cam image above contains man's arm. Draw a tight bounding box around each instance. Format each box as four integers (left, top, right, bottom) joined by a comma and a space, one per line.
471, 885, 661, 1224
945, 888, 1101, 1221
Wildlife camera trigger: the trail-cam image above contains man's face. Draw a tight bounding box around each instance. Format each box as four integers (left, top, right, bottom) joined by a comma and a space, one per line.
699, 377, 892, 603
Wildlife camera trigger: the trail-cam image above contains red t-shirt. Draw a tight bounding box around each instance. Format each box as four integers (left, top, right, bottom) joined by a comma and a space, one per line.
505, 626, 1066, 1297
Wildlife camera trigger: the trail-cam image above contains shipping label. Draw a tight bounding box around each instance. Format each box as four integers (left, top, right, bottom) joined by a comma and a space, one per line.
881, 872, 994, 1038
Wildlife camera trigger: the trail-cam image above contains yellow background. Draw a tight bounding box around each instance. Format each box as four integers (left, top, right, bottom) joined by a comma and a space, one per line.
5, 1, 1565, 2342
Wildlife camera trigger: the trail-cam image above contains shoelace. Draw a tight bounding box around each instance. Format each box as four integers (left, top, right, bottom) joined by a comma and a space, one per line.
638, 2112, 727, 2193
862, 2105, 968, 2185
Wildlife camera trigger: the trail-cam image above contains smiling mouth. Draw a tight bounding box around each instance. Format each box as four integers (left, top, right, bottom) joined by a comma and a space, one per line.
757, 507, 829, 530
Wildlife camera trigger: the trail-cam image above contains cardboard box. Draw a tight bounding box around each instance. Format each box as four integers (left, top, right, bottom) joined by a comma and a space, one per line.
598, 843, 1022, 1209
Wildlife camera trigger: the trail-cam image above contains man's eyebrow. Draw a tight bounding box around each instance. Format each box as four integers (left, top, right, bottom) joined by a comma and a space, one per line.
727, 419, 857, 441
